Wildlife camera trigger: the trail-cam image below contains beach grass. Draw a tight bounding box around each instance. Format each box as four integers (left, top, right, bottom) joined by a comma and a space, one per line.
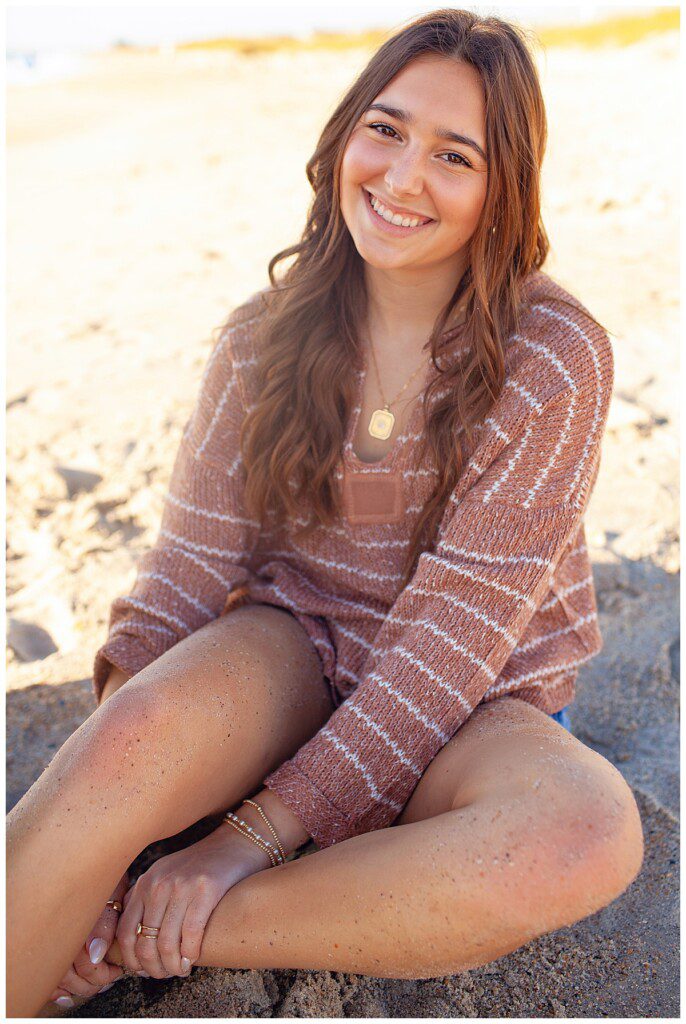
175, 8, 679, 56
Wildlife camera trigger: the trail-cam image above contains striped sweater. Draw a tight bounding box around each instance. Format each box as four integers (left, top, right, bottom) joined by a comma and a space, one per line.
93, 269, 614, 850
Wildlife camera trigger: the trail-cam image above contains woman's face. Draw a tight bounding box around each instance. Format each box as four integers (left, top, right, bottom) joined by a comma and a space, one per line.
339, 55, 489, 275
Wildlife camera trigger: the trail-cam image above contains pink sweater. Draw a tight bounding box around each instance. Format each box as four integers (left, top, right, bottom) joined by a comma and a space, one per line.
93, 269, 614, 850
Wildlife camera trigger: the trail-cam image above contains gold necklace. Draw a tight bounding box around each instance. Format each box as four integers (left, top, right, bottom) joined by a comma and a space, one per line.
366, 340, 429, 440
365, 302, 467, 440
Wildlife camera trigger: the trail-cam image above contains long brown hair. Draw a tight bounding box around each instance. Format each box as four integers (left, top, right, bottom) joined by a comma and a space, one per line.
224, 8, 607, 590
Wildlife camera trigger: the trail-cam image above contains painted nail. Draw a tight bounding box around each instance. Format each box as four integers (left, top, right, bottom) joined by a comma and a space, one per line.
88, 937, 108, 964
180, 956, 192, 973
54, 996, 74, 1008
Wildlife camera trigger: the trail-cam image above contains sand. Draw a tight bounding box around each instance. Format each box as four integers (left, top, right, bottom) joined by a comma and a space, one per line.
6, 28, 679, 1018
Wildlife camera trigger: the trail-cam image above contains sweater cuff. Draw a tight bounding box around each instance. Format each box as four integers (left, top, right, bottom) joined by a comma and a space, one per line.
263, 761, 357, 850
92, 635, 159, 704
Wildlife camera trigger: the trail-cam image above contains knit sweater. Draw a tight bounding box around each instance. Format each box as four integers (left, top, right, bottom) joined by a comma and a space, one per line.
93, 269, 614, 850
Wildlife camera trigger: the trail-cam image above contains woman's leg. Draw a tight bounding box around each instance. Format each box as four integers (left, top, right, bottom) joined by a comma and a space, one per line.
105, 695, 644, 981
6, 603, 335, 1018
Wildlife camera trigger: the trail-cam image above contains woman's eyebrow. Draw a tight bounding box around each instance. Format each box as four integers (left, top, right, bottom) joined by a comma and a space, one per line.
366, 102, 487, 163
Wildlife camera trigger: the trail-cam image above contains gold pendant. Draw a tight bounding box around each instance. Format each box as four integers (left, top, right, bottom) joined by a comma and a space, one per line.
368, 407, 395, 440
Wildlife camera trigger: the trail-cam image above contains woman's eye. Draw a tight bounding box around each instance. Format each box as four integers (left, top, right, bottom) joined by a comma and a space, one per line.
368, 122, 398, 139
367, 123, 471, 168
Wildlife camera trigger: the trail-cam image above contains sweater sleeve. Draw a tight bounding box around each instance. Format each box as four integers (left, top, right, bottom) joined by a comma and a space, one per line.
264, 328, 614, 848
92, 310, 262, 703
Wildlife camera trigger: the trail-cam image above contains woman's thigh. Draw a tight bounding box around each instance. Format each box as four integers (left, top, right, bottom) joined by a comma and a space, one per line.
95, 602, 336, 838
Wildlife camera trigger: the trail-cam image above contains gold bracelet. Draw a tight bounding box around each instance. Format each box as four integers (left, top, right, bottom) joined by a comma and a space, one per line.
222, 816, 277, 866
243, 799, 287, 863
222, 811, 286, 865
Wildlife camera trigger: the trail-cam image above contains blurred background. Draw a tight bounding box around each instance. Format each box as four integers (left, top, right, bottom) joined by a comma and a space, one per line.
6, 3, 679, 1017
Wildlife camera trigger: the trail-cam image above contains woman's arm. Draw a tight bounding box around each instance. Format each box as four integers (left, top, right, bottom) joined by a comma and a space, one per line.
97, 666, 134, 707
91, 294, 266, 704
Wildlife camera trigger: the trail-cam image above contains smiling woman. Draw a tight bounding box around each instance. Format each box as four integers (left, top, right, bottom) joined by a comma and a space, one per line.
6, 8, 643, 1017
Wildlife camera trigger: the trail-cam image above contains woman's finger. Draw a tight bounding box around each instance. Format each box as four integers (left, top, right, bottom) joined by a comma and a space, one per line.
85, 900, 122, 966
50, 963, 100, 1000
50, 987, 77, 1010
180, 893, 219, 972
155, 891, 192, 977
132, 891, 170, 979
115, 888, 146, 974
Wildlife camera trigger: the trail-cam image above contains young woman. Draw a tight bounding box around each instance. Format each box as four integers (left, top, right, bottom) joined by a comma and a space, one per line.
7, 9, 643, 1017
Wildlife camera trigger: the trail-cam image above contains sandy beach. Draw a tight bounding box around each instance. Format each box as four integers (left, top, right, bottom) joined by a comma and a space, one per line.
6, 23, 679, 1017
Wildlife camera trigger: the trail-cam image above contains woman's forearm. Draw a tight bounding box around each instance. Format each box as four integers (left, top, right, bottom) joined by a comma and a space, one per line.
98, 666, 134, 706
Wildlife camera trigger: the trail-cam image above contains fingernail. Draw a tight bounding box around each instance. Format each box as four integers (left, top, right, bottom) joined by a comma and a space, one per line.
180, 956, 192, 973
89, 937, 108, 964
54, 996, 74, 1008
99, 982, 115, 993
137, 970, 150, 977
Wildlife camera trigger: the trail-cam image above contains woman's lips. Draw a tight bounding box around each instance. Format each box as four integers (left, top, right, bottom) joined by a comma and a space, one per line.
362, 187, 435, 236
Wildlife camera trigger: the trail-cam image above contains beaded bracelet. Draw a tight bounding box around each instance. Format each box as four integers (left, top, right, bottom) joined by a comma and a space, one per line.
222, 811, 286, 866
223, 815, 278, 865
243, 798, 287, 863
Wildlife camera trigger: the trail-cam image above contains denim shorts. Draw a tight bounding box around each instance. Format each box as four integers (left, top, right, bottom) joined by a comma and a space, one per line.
549, 704, 573, 732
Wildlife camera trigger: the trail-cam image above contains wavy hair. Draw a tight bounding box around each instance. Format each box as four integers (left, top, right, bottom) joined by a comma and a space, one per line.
223, 7, 608, 590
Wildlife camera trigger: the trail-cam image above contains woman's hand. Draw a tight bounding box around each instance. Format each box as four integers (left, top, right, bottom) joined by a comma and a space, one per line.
115, 823, 272, 978
47, 871, 129, 1006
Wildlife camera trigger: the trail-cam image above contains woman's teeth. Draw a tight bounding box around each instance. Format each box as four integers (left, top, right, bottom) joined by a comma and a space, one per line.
367, 190, 431, 228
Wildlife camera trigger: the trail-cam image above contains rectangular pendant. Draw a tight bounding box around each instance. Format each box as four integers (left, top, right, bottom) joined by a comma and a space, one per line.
369, 408, 395, 440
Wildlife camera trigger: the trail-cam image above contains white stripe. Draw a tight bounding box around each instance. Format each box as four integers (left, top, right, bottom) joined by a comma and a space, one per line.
482, 419, 535, 502
137, 572, 214, 617
121, 597, 192, 635
514, 611, 598, 653
368, 671, 452, 743
390, 587, 519, 643
334, 621, 377, 656
264, 548, 402, 585
159, 528, 249, 563
483, 416, 511, 444
345, 703, 422, 777
156, 542, 240, 589
530, 304, 605, 510
522, 389, 578, 509
514, 330, 579, 391
418, 552, 535, 606
109, 620, 176, 640
319, 729, 404, 811
256, 573, 387, 624
437, 542, 550, 569
195, 373, 238, 457
506, 378, 543, 413
165, 491, 259, 529
539, 575, 594, 612
395, 626, 497, 684
395, 639, 485, 698
485, 655, 593, 697
193, 447, 243, 477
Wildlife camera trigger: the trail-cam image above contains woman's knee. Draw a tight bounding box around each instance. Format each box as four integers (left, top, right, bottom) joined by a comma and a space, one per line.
80, 679, 172, 786
552, 749, 644, 898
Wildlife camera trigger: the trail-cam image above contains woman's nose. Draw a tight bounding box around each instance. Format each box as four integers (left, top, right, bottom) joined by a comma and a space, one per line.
384, 151, 425, 198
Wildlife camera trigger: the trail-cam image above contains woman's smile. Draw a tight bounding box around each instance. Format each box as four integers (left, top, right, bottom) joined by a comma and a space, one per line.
362, 185, 437, 237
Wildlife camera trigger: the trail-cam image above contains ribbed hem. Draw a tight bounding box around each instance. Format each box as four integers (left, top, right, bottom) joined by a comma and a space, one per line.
92, 636, 158, 704
263, 761, 355, 850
